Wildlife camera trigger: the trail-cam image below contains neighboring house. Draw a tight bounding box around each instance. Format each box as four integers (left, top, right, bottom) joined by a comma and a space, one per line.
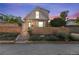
0, 13, 6, 23
23, 7, 49, 28
66, 19, 79, 33
66, 19, 77, 25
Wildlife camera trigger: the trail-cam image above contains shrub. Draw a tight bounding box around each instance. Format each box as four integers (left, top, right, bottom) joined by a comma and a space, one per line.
29, 32, 70, 41
0, 32, 18, 40
43, 35, 60, 41
29, 35, 43, 41
54, 32, 70, 41
69, 33, 79, 41
50, 18, 66, 27
28, 27, 32, 35
29, 34, 62, 41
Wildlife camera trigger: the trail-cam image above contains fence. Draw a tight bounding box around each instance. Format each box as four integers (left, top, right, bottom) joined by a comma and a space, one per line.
0, 23, 21, 33
66, 25, 79, 33
31, 27, 70, 35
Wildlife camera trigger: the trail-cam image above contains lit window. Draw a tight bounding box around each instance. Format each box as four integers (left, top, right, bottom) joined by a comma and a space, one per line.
35, 11, 39, 19
29, 22, 31, 27
38, 21, 44, 27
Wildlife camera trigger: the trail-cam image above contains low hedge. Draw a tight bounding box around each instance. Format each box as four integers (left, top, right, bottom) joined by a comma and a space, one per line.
29, 32, 79, 41
69, 33, 79, 41
29, 32, 70, 41
54, 32, 70, 41
0, 32, 19, 40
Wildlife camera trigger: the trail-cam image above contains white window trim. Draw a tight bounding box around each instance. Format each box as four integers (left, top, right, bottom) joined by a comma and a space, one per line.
38, 21, 44, 27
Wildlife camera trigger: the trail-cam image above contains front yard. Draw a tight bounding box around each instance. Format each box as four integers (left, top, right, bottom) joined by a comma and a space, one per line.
0, 32, 18, 41
0, 31, 79, 44
29, 33, 79, 41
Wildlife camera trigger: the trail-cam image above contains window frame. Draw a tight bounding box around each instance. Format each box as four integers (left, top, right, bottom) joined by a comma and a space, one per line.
35, 11, 39, 19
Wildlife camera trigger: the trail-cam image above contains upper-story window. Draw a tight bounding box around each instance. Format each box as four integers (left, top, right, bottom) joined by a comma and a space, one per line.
35, 11, 39, 19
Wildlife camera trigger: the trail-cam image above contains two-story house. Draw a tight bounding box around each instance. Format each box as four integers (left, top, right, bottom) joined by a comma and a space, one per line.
23, 7, 49, 28
21, 7, 50, 39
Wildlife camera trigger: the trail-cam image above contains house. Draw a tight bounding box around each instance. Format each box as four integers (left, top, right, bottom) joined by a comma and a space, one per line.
65, 18, 79, 33
21, 7, 69, 36
20, 7, 50, 39
66, 19, 77, 25
23, 7, 49, 28
0, 13, 6, 23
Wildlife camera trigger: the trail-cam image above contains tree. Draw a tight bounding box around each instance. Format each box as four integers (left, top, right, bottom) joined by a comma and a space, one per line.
50, 18, 66, 27
3, 15, 22, 26
0, 15, 3, 19
60, 10, 69, 20
75, 17, 79, 24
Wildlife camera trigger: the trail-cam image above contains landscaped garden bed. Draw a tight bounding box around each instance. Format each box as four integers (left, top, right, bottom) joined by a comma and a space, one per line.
29, 32, 79, 41
27, 33, 79, 44
29, 32, 69, 41
0, 32, 19, 41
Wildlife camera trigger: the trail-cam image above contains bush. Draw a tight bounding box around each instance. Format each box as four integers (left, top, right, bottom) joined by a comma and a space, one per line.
29, 35, 43, 41
29, 34, 60, 41
29, 34, 69, 41
69, 33, 79, 41
28, 27, 32, 35
43, 35, 60, 41
50, 18, 66, 27
29, 32, 70, 41
54, 32, 70, 41
0, 32, 18, 40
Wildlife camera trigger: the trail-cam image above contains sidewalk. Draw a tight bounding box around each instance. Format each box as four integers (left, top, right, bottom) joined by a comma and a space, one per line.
0, 40, 15, 44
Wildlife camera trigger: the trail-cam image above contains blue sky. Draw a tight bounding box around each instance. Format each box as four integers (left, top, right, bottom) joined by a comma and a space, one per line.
0, 3, 79, 18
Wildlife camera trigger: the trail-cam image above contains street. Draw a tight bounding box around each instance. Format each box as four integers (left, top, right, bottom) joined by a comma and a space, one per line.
0, 44, 79, 55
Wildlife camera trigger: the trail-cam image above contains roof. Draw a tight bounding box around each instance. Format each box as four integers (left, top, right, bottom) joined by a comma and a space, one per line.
35, 6, 49, 13
24, 6, 49, 20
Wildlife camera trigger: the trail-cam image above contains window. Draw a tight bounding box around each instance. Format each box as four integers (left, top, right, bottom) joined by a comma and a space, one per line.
29, 22, 31, 27
38, 21, 44, 27
35, 11, 39, 19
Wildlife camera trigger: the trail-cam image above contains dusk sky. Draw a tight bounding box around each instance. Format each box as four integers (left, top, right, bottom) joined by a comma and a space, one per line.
0, 3, 79, 19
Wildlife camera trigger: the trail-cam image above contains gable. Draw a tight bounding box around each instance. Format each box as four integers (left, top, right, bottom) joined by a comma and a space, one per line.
24, 7, 49, 20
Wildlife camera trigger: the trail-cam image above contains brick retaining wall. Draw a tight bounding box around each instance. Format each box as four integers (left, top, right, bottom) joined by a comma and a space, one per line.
0, 23, 21, 33
31, 27, 70, 34
66, 25, 79, 33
